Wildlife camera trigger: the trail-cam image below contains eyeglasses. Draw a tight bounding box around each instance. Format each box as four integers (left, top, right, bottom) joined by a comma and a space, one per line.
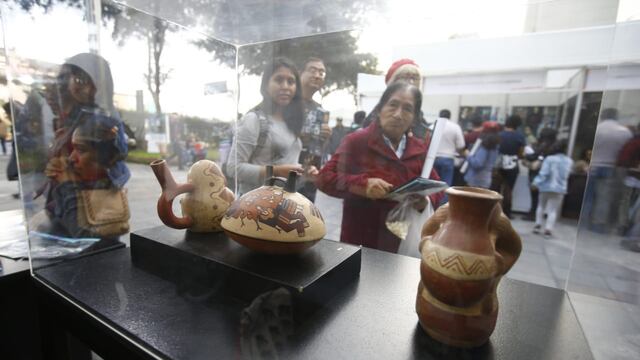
72, 74, 91, 86
305, 66, 326, 78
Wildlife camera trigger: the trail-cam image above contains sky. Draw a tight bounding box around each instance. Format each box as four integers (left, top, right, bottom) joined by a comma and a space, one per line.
1, 0, 637, 124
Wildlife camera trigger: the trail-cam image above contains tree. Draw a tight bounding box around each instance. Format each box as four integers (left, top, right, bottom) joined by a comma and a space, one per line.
240, 31, 378, 98
6, 0, 379, 104
111, 3, 174, 115
1, 0, 121, 21
108, 0, 234, 114
3, 0, 232, 115
196, 1, 379, 100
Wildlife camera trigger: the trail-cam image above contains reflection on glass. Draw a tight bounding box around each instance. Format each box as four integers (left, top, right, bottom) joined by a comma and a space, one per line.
16, 53, 130, 256
0, 0, 637, 357
240, 288, 293, 358
582, 108, 632, 234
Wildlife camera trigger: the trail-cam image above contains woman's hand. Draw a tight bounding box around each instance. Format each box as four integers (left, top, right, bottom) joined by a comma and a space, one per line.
365, 178, 393, 199
273, 164, 304, 178
45, 156, 67, 179
102, 125, 118, 140
45, 156, 78, 183
54, 127, 67, 140
304, 165, 319, 182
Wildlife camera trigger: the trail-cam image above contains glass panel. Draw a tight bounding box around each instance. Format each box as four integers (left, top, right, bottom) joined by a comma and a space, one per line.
122, 0, 629, 46
1, 1, 237, 269
567, 10, 640, 360
0, 0, 634, 358
122, 0, 378, 45
2, 1, 97, 268
0, 8, 22, 213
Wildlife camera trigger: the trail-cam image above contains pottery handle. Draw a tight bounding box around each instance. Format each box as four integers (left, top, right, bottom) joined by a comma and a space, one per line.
151, 159, 196, 229
492, 213, 523, 274
156, 183, 196, 229
420, 204, 449, 253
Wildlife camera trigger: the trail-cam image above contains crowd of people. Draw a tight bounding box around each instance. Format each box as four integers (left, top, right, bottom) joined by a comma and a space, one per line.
5, 51, 640, 256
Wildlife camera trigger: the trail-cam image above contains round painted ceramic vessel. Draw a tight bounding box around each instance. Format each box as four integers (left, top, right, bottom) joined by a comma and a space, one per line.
221, 170, 326, 254
151, 159, 235, 232
416, 186, 522, 348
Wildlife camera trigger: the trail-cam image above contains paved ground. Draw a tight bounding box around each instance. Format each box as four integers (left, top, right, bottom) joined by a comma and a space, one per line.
1, 153, 639, 359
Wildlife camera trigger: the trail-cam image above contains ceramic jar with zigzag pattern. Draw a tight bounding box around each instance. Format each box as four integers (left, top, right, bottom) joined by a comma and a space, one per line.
416, 187, 522, 348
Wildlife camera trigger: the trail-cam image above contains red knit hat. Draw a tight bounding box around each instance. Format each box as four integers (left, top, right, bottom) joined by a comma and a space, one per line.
482, 121, 501, 133
385, 59, 420, 84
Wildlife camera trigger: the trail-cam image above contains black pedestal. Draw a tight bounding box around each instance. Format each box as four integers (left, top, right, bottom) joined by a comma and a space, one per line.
33, 247, 594, 359
130, 226, 361, 311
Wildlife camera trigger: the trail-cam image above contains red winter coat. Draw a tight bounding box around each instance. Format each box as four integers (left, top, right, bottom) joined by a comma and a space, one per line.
317, 121, 443, 253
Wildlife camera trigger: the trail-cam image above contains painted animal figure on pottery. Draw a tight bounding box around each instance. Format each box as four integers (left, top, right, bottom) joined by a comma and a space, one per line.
221, 168, 326, 254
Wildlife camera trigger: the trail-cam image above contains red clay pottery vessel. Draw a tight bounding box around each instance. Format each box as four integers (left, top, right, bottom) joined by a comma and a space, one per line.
151, 159, 235, 232
416, 186, 521, 347
221, 167, 326, 254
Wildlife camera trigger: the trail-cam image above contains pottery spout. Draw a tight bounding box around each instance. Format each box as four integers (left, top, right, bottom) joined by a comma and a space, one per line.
284, 171, 297, 192
151, 159, 177, 192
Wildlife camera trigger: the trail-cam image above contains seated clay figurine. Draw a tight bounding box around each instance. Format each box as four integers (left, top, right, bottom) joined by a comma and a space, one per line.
151, 159, 235, 232
221, 167, 326, 254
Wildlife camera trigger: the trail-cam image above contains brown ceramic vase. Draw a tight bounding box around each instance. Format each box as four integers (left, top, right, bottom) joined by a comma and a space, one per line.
416, 187, 522, 348
151, 159, 235, 232
221, 168, 326, 254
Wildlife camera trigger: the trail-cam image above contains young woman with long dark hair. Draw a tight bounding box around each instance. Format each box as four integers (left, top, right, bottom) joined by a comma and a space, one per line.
227, 57, 310, 195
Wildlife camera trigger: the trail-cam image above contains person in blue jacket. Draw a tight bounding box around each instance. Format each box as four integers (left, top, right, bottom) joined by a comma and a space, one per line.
464, 121, 501, 189
532, 140, 573, 238
46, 115, 128, 243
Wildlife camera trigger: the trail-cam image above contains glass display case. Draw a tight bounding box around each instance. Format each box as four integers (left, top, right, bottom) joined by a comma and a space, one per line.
0, 0, 638, 358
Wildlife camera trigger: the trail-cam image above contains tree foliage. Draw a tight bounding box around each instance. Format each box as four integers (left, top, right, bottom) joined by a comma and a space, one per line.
5, 0, 380, 105
195, 0, 380, 98
110, 3, 175, 115
241, 31, 378, 97
197, 30, 379, 98
1, 0, 121, 20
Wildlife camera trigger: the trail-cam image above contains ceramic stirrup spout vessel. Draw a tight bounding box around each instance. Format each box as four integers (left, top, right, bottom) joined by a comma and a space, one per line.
416, 186, 522, 348
221, 166, 326, 254
151, 159, 235, 232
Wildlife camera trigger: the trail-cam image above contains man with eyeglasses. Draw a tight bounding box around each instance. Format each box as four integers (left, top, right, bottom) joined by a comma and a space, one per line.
298, 57, 331, 202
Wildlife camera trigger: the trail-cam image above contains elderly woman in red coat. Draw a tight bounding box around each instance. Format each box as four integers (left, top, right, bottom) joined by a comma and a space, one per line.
317, 82, 443, 253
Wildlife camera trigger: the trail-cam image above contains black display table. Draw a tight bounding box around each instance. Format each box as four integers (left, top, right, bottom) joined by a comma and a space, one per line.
130, 226, 362, 314
0, 256, 41, 360
33, 240, 594, 359
0, 209, 42, 360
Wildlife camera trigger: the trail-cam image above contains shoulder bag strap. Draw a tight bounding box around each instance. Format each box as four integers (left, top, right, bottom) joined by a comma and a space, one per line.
248, 110, 271, 163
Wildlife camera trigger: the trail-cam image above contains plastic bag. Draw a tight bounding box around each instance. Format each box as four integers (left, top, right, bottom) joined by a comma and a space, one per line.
386, 195, 434, 258
386, 197, 415, 240
28, 231, 100, 259
0, 239, 29, 260
398, 199, 434, 258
